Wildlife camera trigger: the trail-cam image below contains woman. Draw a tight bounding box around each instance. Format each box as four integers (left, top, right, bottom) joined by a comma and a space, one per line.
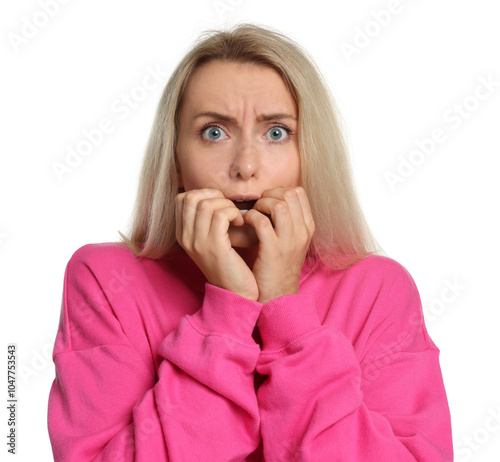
48, 23, 453, 460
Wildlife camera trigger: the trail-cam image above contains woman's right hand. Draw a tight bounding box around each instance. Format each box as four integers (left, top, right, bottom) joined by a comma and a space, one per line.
175, 189, 259, 301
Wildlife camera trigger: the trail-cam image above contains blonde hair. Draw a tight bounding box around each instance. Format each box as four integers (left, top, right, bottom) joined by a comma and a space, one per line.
118, 23, 385, 270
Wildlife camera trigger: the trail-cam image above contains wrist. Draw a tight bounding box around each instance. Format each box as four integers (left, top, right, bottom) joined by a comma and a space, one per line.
207, 278, 259, 302
257, 278, 300, 304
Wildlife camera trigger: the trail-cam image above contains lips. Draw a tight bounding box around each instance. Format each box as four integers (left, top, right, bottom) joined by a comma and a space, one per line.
232, 200, 258, 211
231, 198, 273, 225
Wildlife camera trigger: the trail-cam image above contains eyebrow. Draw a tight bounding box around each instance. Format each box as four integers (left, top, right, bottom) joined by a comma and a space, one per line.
193, 111, 297, 123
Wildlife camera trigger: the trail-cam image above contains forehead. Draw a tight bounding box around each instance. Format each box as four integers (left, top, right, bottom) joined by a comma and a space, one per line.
181, 60, 297, 117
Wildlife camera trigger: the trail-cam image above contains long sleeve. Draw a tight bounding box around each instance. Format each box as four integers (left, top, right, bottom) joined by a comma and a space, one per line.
48, 246, 263, 461
254, 256, 453, 461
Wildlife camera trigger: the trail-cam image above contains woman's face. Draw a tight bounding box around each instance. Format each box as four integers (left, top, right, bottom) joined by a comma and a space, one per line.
176, 60, 301, 248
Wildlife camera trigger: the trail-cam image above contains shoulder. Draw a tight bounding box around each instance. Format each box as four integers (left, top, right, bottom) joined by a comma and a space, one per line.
339, 253, 420, 300
65, 242, 144, 281
68, 242, 137, 266
62, 242, 165, 308
351, 253, 415, 280
65, 242, 195, 290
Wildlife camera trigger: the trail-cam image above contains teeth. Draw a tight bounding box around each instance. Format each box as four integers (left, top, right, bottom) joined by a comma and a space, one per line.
240, 210, 249, 215
234, 200, 245, 202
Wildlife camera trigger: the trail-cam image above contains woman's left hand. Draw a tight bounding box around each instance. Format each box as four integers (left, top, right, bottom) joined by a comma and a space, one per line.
243, 186, 316, 304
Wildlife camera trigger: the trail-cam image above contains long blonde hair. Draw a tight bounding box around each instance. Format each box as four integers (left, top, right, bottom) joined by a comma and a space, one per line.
118, 23, 385, 270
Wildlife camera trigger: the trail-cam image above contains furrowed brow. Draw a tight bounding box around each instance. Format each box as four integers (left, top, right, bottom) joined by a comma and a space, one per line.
193, 111, 297, 123
258, 113, 297, 122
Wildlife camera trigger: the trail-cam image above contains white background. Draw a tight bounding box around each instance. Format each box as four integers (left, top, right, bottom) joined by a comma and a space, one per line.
1, 0, 499, 460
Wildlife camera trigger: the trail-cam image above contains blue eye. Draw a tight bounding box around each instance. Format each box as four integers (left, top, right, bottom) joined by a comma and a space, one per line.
202, 126, 227, 141
266, 126, 288, 142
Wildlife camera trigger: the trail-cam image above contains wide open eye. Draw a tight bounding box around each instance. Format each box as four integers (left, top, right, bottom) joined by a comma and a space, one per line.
202, 126, 228, 141
265, 126, 289, 142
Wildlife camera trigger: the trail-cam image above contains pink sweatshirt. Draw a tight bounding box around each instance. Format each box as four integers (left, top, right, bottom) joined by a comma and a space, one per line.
47, 243, 453, 461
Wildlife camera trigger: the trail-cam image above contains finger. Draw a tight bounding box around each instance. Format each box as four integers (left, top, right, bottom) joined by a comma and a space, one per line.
209, 206, 246, 242
260, 187, 286, 199
262, 187, 314, 237
282, 187, 308, 235
251, 197, 293, 240
243, 208, 277, 246
178, 189, 224, 245
194, 197, 244, 239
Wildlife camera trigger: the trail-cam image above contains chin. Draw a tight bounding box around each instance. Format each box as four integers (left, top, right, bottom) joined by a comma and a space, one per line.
228, 224, 259, 248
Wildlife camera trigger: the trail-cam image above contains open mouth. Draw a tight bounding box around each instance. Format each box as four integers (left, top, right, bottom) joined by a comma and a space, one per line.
232, 200, 258, 214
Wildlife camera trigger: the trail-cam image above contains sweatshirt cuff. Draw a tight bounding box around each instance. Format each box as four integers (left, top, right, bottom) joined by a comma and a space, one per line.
257, 293, 321, 351
188, 283, 263, 342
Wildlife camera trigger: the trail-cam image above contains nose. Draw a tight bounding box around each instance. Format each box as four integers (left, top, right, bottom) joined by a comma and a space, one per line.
229, 139, 259, 180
